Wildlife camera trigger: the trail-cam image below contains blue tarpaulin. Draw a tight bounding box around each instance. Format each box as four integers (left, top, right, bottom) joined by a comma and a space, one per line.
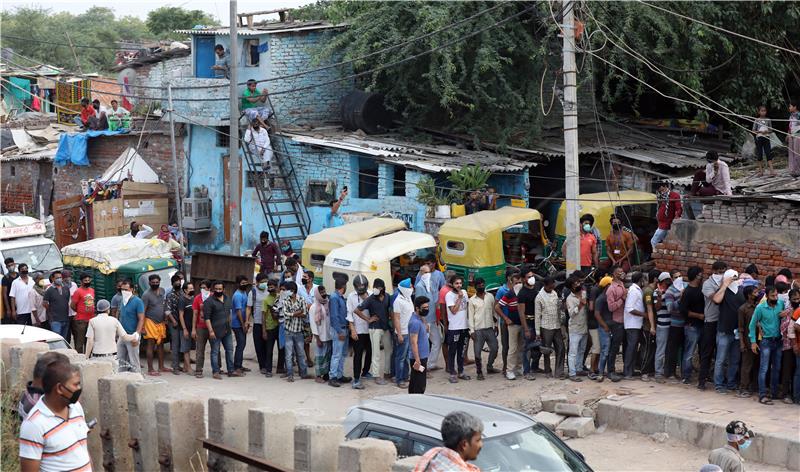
54, 130, 128, 166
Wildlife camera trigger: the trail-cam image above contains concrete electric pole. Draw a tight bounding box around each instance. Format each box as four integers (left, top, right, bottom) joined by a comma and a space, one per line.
562, 0, 580, 273
229, 0, 241, 255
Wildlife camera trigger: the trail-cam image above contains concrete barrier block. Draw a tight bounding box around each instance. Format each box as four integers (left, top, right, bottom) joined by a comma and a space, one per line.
0, 338, 20, 391
128, 379, 170, 472
156, 397, 206, 472
758, 433, 789, 470
786, 437, 799, 471
75, 358, 114, 471
553, 403, 584, 417
294, 423, 344, 472
248, 407, 298, 471
623, 403, 666, 435
533, 411, 566, 431
98, 372, 142, 471
556, 417, 595, 438
9, 342, 49, 388
595, 400, 622, 427
541, 394, 568, 413
392, 456, 420, 472
338, 438, 397, 472
208, 395, 258, 472
45, 348, 85, 362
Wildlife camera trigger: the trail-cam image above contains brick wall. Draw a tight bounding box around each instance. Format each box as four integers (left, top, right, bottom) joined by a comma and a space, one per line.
696, 199, 800, 230
1, 160, 49, 214
652, 219, 800, 278
52, 131, 185, 215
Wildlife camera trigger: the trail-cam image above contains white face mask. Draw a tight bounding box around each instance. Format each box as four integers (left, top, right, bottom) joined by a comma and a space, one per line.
672, 278, 685, 291
527, 276, 536, 286
513, 283, 523, 295
121, 290, 132, 305
373, 288, 381, 296
201, 288, 211, 300
421, 273, 431, 283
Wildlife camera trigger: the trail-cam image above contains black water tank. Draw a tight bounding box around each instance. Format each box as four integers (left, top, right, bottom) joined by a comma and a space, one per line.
341, 90, 391, 134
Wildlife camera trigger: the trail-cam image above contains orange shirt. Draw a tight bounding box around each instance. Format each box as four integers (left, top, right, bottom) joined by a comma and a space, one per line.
606, 230, 635, 260
579, 233, 596, 267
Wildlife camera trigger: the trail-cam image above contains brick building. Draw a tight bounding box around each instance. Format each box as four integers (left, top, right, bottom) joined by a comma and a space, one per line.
0, 153, 52, 214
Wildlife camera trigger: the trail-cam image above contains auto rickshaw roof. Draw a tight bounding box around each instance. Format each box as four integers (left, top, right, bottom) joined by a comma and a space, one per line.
439, 207, 543, 239
567, 190, 657, 214
303, 218, 407, 252
324, 231, 436, 272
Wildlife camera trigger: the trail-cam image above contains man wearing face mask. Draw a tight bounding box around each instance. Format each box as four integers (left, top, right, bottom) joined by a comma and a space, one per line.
606, 215, 635, 272
496, 273, 523, 380
737, 285, 759, 397
116, 280, 144, 372
563, 214, 600, 272
10, 263, 35, 326
468, 278, 497, 381
699, 260, 728, 390
708, 420, 753, 472
43, 271, 71, 340
260, 279, 283, 377
329, 279, 351, 387
142, 274, 169, 376
230, 275, 252, 376
192, 280, 215, 378
249, 273, 271, 373
356, 278, 393, 385
69, 273, 96, 353
2, 257, 19, 323
713, 269, 745, 394
278, 281, 311, 382
749, 286, 785, 404
19, 360, 91, 472
347, 275, 372, 388
445, 276, 471, 383
205, 281, 241, 380
166, 274, 186, 374
392, 278, 414, 389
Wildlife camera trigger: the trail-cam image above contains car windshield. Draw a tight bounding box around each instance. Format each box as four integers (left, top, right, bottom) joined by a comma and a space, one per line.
3, 244, 62, 273
47, 339, 70, 350
473, 424, 590, 472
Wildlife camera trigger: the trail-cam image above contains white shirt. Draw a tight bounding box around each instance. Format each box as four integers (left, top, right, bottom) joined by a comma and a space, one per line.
346, 291, 370, 334
86, 312, 138, 355
392, 289, 414, 335
109, 106, 129, 118
10, 276, 35, 314
624, 283, 645, 329
68, 281, 77, 317
29, 288, 47, 323
309, 302, 331, 342
247, 287, 270, 325
19, 398, 91, 472
244, 126, 273, 162
445, 289, 469, 330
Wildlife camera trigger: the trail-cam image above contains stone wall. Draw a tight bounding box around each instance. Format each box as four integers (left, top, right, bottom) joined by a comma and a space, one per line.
652, 219, 800, 278
134, 56, 193, 101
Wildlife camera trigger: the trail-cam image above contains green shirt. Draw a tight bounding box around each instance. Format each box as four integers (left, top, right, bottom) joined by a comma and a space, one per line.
242, 88, 263, 110
262, 293, 278, 330
748, 299, 785, 343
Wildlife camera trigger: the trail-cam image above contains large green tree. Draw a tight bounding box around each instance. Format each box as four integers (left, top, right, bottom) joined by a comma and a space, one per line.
146, 7, 218, 40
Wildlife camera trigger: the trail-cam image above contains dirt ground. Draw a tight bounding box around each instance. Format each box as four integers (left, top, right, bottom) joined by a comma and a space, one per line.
151, 344, 786, 471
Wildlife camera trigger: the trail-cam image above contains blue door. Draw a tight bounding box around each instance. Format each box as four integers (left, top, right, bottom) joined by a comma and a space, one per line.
195, 36, 216, 78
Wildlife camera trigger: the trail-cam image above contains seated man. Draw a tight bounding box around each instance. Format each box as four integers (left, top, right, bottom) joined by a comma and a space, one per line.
73, 98, 96, 129
242, 79, 272, 128
244, 119, 273, 166
108, 99, 130, 128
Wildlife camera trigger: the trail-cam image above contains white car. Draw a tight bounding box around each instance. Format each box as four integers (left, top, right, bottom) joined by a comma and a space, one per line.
0, 325, 71, 350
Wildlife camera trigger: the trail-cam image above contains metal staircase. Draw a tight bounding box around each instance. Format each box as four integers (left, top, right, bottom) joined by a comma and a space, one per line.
240, 124, 310, 249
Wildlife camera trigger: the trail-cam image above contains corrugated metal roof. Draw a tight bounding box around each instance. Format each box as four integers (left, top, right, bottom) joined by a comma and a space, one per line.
175, 22, 342, 36
283, 130, 536, 173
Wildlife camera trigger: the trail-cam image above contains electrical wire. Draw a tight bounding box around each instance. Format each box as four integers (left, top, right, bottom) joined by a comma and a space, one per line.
1, 35, 153, 50
637, 1, 800, 57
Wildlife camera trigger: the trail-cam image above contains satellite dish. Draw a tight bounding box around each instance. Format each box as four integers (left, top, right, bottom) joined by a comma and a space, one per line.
117, 68, 137, 111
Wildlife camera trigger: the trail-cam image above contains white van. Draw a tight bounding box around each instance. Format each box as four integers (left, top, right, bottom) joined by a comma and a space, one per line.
0, 215, 63, 276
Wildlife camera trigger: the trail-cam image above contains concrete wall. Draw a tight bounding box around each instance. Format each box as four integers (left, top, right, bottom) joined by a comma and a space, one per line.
134, 56, 194, 102
652, 219, 800, 277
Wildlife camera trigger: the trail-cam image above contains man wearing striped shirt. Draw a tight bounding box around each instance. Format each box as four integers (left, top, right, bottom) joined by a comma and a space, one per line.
19, 359, 91, 472
653, 272, 674, 383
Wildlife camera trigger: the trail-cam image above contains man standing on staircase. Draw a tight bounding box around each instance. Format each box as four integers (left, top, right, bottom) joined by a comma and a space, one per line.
244, 119, 273, 167
253, 231, 281, 276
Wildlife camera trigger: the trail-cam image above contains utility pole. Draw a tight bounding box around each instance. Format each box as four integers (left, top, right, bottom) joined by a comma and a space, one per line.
229, 0, 241, 255
562, 0, 580, 273
166, 84, 186, 266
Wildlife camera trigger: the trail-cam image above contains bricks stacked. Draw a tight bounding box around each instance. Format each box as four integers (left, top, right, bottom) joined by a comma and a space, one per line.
1, 160, 46, 213
698, 200, 800, 229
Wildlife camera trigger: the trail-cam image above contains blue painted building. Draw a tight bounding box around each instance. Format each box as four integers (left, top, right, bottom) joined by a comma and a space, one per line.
170, 21, 532, 255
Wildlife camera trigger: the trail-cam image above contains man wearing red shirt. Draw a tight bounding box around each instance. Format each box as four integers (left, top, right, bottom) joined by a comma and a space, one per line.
74, 98, 96, 129
69, 273, 95, 353
191, 279, 213, 378
652, 182, 683, 250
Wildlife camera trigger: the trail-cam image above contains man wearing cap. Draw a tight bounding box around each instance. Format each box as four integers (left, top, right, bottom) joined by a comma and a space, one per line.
347, 275, 372, 389
85, 299, 139, 358
653, 272, 673, 382
708, 420, 753, 472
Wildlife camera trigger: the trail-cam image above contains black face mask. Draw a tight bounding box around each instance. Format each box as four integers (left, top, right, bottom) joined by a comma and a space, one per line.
150, 283, 160, 290
239, 284, 249, 291
476, 286, 486, 293
20, 270, 29, 276
173, 283, 182, 290
187, 290, 196, 296
214, 290, 224, 298
82, 281, 92, 287
61, 385, 82, 404
792, 300, 800, 309
268, 288, 277, 293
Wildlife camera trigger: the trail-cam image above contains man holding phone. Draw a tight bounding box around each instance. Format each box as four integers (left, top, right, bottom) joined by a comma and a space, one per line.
325, 187, 348, 229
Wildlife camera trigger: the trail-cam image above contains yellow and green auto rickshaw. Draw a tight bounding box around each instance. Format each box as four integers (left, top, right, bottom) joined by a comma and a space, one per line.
301, 217, 407, 284
437, 206, 549, 290
553, 190, 658, 264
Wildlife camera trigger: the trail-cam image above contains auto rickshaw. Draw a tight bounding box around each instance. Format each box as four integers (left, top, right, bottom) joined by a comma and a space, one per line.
61, 236, 179, 300
437, 206, 549, 291
322, 231, 436, 294
553, 190, 658, 264
302, 217, 407, 284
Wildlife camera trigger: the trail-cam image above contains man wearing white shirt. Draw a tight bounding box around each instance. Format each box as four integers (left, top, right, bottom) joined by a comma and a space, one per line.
85, 299, 139, 358
347, 275, 372, 389
128, 221, 153, 239
623, 272, 646, 379
392, 278, 414, 388
244, 119, 273, 166
9, 263, 35, 325
108, 99, 130, 129
445, 275, 471, 383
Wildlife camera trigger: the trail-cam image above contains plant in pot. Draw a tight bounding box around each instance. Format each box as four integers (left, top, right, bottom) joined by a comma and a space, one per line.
448, 165, 491, 202
416, 175, 451, 218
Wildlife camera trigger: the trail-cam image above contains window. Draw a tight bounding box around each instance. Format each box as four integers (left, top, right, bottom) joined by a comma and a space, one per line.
445, 240, 466, 256
246, 170, 269, 188
358, 157, 379, 199
10, 166, 15, 177
244, 39, 260, 66
392, 165, 406, 196
216, 126, 229, 147
307, 180, 336, 206
365, 429, 407, 456
309, 253, 326, 269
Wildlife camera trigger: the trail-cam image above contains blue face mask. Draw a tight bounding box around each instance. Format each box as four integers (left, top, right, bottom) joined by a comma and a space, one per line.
739, 439, 751, 450
582, 224, 592, 233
